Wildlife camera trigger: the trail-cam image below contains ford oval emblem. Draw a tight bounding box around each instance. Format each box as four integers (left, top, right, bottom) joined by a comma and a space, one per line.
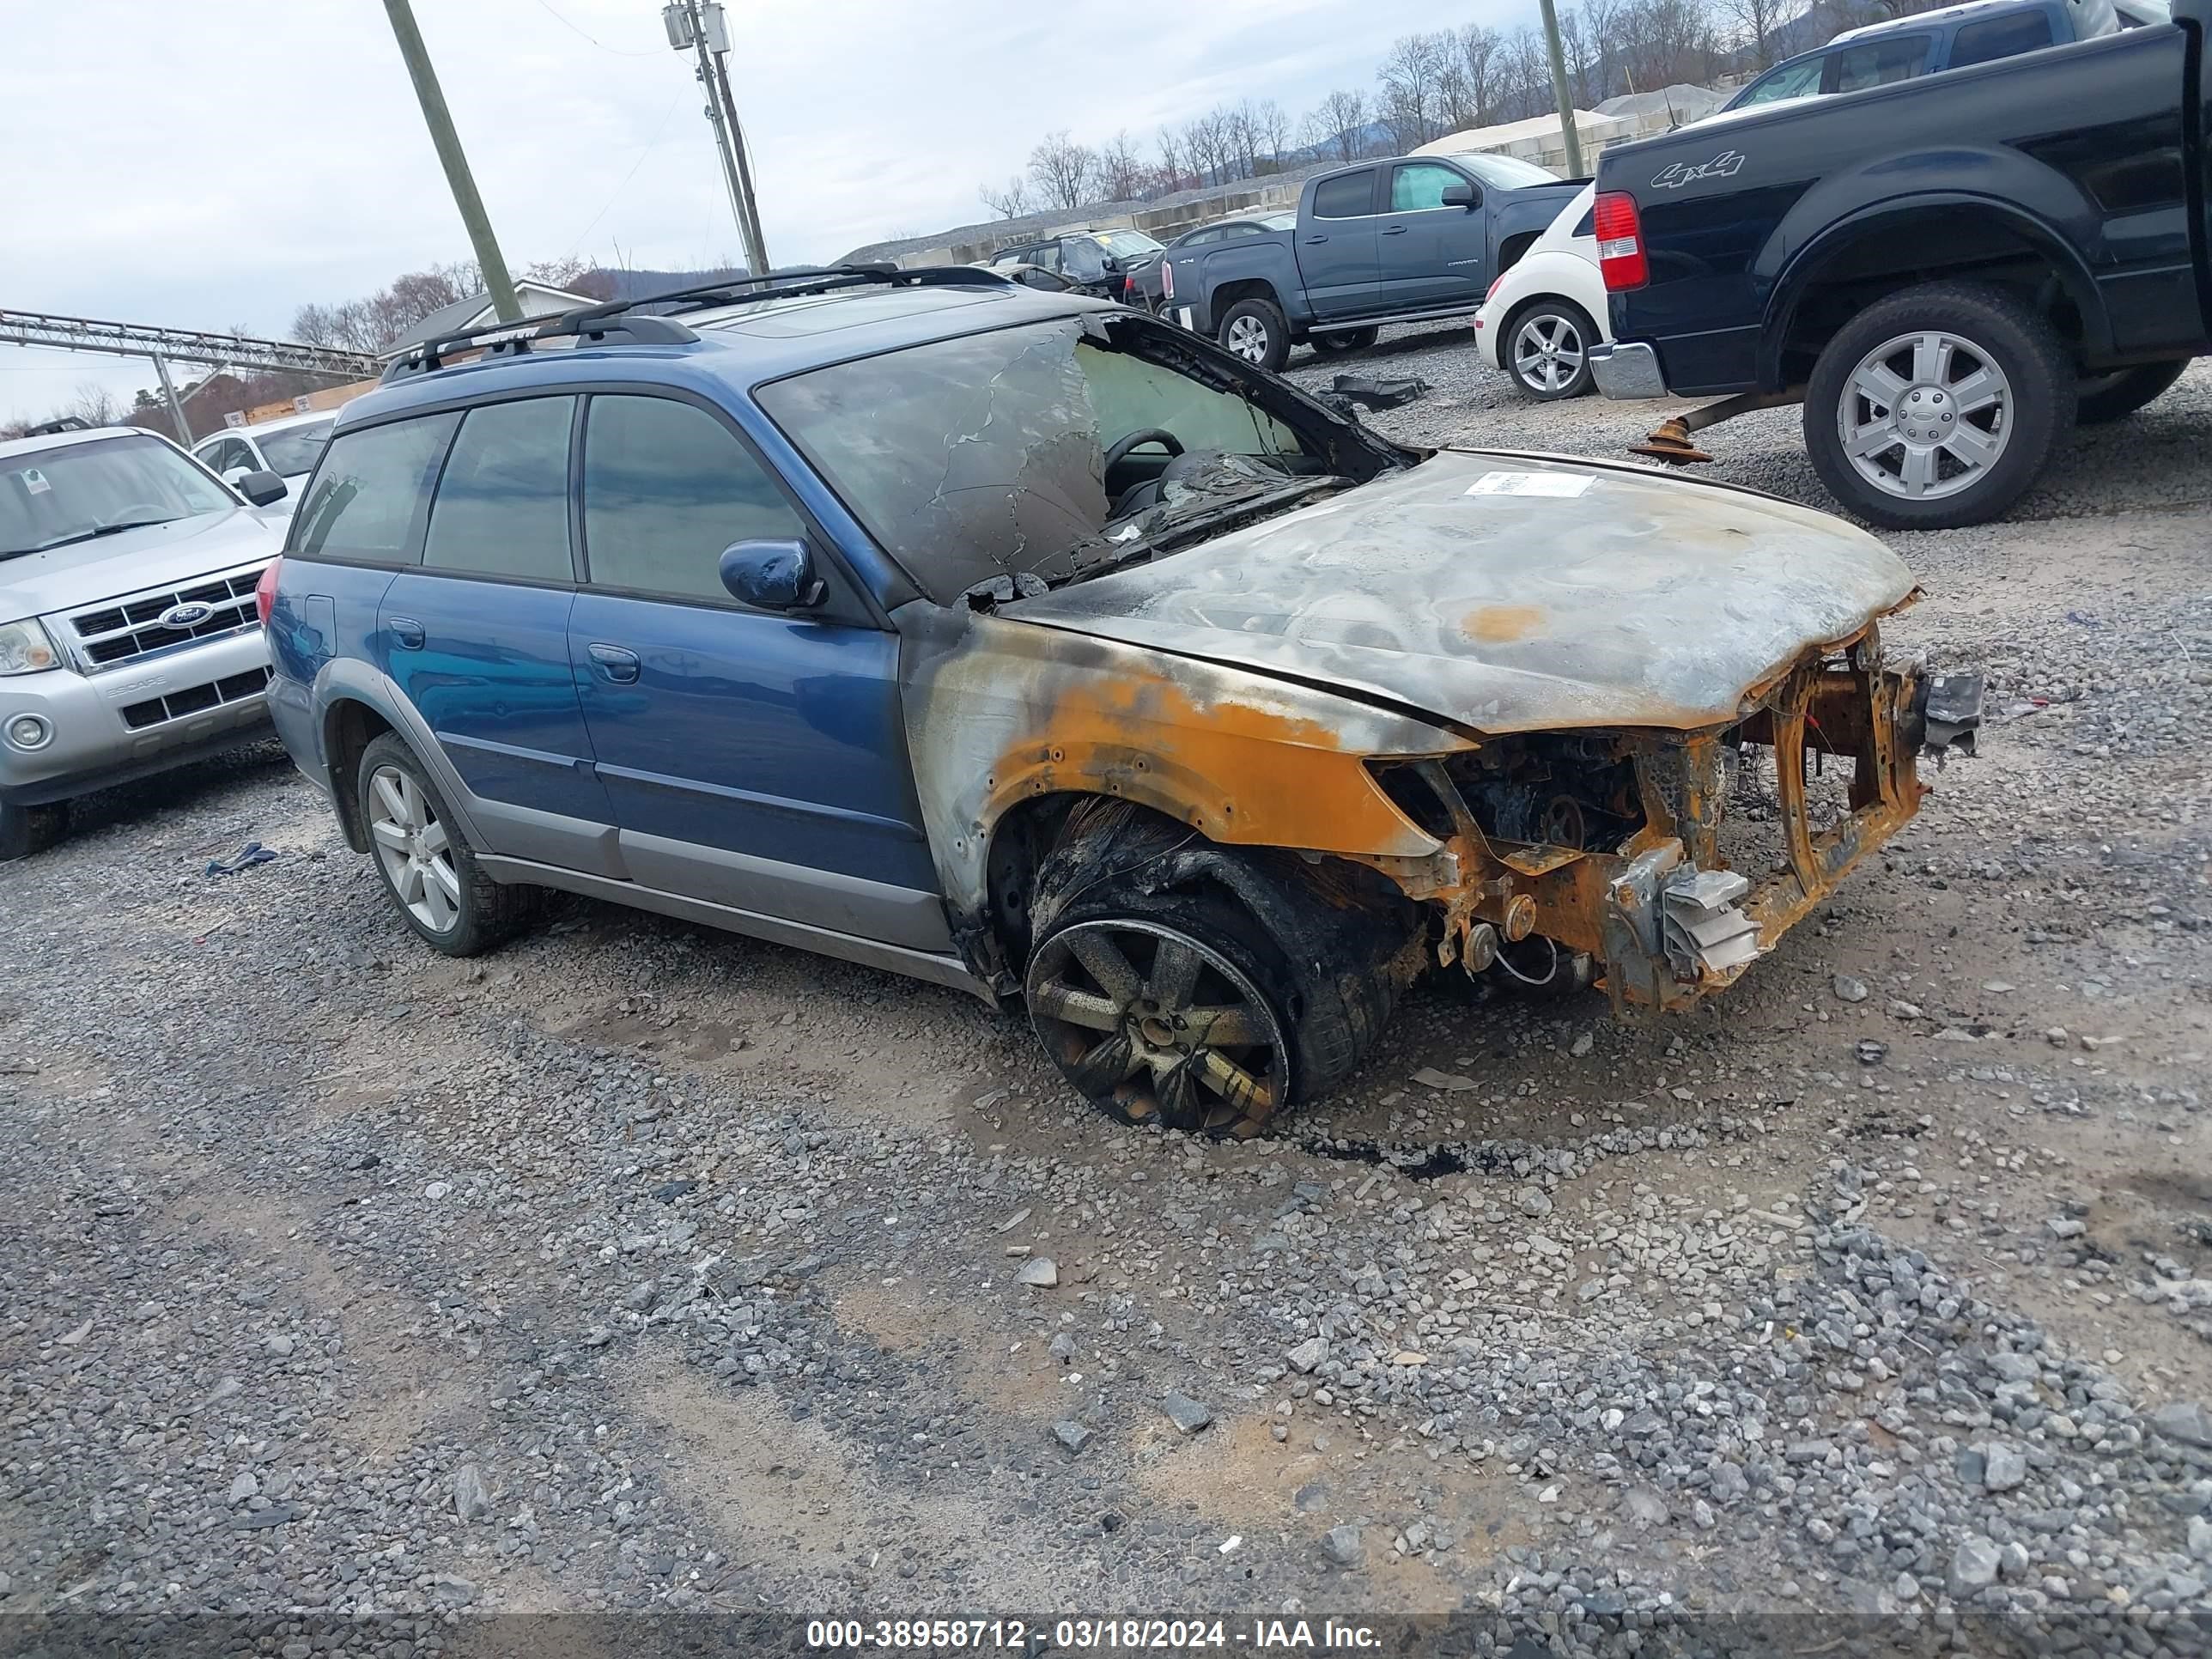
159, 601, 217, 630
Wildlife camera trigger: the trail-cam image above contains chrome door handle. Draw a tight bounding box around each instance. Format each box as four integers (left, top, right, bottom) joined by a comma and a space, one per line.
587, 642, 641, 684
387, 617, 425, 649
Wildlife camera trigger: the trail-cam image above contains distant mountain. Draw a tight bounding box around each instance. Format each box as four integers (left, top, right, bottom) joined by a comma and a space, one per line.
571, 265, 750, 303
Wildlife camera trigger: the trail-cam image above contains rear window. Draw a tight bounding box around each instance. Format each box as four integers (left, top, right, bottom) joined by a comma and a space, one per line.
254, 419, 335, 478
1095, 230, 1162, 257
1312, 171, 1375, 219
1826, 34, 1930, 93
290, 413, 459, 564
422, 398, 575, 583
1948, 11, 2054, 67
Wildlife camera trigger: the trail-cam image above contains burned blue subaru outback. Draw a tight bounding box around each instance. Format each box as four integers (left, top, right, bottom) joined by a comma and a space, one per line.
265, 265, 1974, 1136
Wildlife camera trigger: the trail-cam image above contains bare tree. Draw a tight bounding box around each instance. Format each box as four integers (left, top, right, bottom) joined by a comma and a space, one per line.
1179, 110, 1227, 187
979, 174, 1033, 218
1224, 100, 1261, 179
1573, 0, 1625, 100
1457, 26, 1502, 126
1097, 129, 1148, 200
1713, 0, 1789, 70
1376, 31, 1449, 149
1158, 125, 1195, 193
523, 254, 592, 289
1301, 88, 1369, 163
66, 382, 122, 428
1250, 99, 1291, 172
1026, 130, 1098, 210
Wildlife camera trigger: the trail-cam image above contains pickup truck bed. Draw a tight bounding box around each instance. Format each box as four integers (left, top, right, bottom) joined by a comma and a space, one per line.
1588, 9, 2210, 527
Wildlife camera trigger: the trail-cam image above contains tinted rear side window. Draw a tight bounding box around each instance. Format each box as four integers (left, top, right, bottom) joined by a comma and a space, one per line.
1826, 34, 1930, 92
1948, 11, 2054, 66
580, 396, 803, 604
290, 412, 459, 564
1312, 171, 1375, 218
422, 398, 575, 582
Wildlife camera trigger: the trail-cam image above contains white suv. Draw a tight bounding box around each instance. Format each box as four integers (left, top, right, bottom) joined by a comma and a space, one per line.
0, 427, 287, 859
192, 409, 337, 517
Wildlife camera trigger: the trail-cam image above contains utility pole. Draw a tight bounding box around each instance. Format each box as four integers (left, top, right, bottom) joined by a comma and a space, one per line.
665, 1, 769, 276
708, 48, 771, 274
383, 0, 522, 322
1537, 0, 1588, 179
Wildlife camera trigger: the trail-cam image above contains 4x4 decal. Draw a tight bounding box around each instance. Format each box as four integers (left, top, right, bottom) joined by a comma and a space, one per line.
1651, 150, 1747, 190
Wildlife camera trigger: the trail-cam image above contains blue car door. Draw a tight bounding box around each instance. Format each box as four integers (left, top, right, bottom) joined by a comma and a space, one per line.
1376, 160, 1491, 311
1297, 167, 1383, 318
565, 392, 948, 952
374, 395, 618, 874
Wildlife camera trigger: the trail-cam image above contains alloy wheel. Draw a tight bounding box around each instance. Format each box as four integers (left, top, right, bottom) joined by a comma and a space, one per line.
368, 763, 463, 933
1837, 330, 2013, 501
1224, 315, 1271, 364
1513, 313, 1585, 393
1027, 917, 1287, 1136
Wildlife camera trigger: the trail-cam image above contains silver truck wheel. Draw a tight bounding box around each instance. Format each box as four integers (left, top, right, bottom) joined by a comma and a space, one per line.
1836, 329, 2014, 502
1804, 281, 2071, 532
1216, 298, 1288, 371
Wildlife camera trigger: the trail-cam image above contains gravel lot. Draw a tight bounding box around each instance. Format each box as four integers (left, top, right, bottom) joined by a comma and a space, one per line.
4, 340, 2210, 1656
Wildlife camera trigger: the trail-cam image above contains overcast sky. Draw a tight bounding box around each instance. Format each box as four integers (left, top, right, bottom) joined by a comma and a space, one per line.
0, 0, 1504, 424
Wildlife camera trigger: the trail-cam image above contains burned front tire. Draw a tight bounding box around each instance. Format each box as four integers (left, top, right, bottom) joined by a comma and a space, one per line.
1022, 801, 1415, 1137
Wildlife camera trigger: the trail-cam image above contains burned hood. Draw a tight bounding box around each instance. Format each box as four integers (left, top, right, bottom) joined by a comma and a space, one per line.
1001, 451, 1918, 734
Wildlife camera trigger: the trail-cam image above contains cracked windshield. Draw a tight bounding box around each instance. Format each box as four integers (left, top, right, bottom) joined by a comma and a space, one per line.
757, 316, 1328, 598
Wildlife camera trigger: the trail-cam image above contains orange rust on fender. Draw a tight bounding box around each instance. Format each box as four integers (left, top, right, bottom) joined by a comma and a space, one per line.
1462, 603, 1546, 643
983, 670, 1449, 860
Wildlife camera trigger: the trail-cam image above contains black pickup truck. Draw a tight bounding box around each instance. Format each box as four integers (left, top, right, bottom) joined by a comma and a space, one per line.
1587, 4, 2210, 528
1161, 153, 1582, 371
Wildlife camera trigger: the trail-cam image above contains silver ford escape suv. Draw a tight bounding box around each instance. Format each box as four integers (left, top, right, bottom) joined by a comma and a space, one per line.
0, 425, 289, 859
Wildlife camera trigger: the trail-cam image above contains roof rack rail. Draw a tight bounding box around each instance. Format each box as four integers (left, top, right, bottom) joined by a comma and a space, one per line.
380, 309, 699, 383
378, 264, 1011, 384
559, 263, 1011, 330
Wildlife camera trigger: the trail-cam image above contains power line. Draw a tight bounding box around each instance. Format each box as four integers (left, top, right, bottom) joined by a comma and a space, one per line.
531, 0, 659, 55
561, 91, 684, 258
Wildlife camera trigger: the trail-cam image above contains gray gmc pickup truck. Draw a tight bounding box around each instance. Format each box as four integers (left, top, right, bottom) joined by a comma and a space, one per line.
1160, 152, 1583, 369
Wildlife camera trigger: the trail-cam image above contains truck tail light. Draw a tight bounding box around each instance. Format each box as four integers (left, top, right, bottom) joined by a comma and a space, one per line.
1161, 258, 1174, 301
1594, 191, 1647, 291
256, 557, 282, 628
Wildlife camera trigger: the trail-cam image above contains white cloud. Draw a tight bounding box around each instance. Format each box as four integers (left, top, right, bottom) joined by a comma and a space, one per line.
2, 0, 1517, 422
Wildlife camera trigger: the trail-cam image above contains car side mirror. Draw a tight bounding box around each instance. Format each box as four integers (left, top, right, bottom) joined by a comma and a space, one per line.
237, 469, 288, 507
719, 538, 824, 610
1439, 183, 1479, 210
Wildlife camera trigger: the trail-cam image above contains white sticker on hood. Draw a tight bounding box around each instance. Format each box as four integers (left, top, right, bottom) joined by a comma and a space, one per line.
1467, 471, 1593, 498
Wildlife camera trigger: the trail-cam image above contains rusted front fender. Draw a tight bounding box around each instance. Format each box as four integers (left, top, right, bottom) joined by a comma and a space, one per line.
897, 602, 1470, 954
